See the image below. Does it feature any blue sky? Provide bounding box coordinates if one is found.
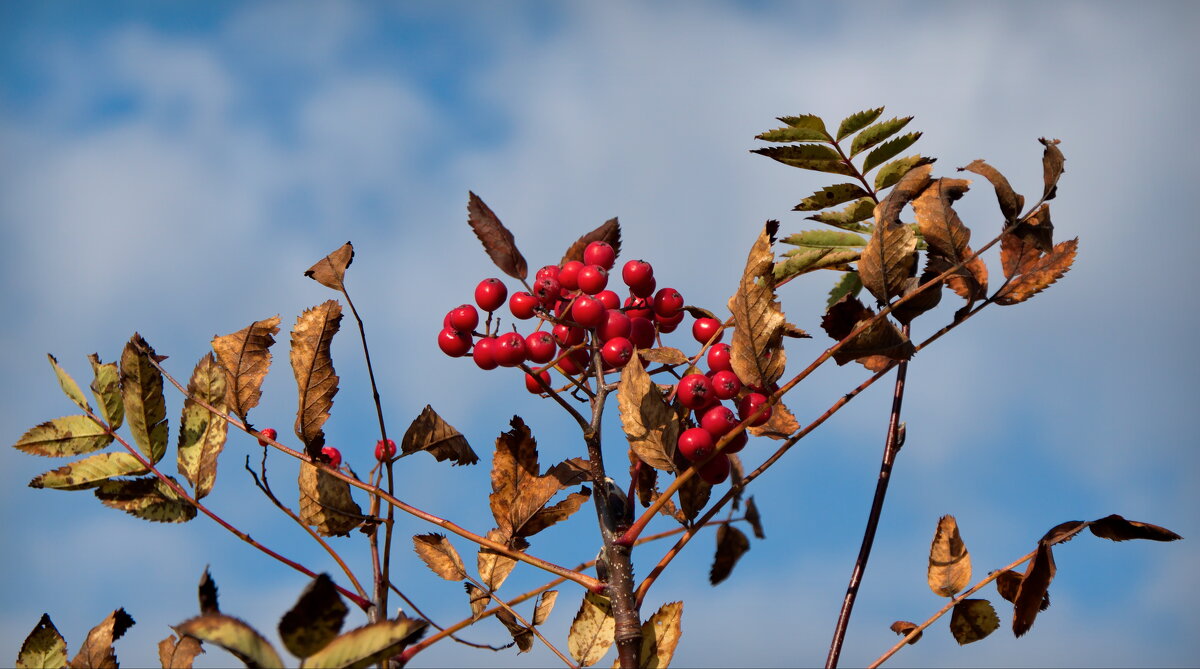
[2,2,1198,667]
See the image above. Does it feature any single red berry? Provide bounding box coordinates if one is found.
[707,343,732,372]
[558,260,584,291]
[629,317,655,349]
[598,309,631,341]
[629,274,656,299]
[655,309,684,333]
[710,369,742,400]
[257,427,277,447]
[677,427,715,462]
[583,241,616,270]
[601,337,634,368]
[557,349,591,375]
[738,392,772,426]
[595,289,621,310]
[493,331,528,367]
[692,317,724,345]
[447,304,479,333]
[438,327,471,357]
[621,259,654,288]
[475,278,508,312]
[554,296,572,319]
[553,322,585,347]
[700,404,738,438]
[525,369,552,393]
[572,295,607,329]
[624,296,653,320]
[322,445,342,468]
[698,452,730,485]
[652,288,684,318]
[576,265,609,295]
[525,331,557,364]
[724,429,748,454]
[509,291,539,319]
[533,276,562,307]
[375,438,396,461]
[535,265,560,282]
[677,373,714,410]
[472,336,499,370]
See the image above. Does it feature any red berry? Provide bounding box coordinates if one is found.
[698,452,730,485]
[707,343,732,372]
[558,260,584,291]
[583,241,616,270]
[652,288,684,318]
[375,438,396,461]
[321,446,342,468]
[509,291,538,319]
[257,427,277,447]
[525,369,552,393]
[598,309,631,341]
[655,309,685,333]
[677,427,715,462]
[677,373,714,410]
[624,296,653,320]
[621,259,654,289]
[472,337,499,370]
[700,404,738,438]
[692,317,724,345]
[572,295,607,329]
[724,429,748,454]
[629,317,655,349]
[738,392,772,426]
[595,289,620,310]
[576,265,609,295]
[553,322,585,347]
[525,331,557,364]
[533,276,562,307]
[601,337,634,368]
[447,304,479,333]
[557,349,591,375]
[710,369,742,400]
[493,331,528,367]
[438,327,472,357]
[535,265,560,282]
[475,278,508,312]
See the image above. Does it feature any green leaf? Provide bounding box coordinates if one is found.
[851,116,913,157]
[827,271,863,308]
[863,132,922,174]
[173,614,284,669]
[16,613,67,669]
[757,115,831,143]
[782,229,868,249]
[29,451,148,490]
[177,353,229,500]
[792,183,870,212]
[47,354,91,413]
[774,248,861,281]
[303,617,427,669]
[121,335,168,464]
[836,107,884,141]
[875,155,936,191]
[89,354,123,430]
[806,198,876,232]
[94,476,197,523]
[13,415,113,457]
[751,144,856,176]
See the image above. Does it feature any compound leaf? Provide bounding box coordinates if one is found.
[278,574,348,659]
[400,405,478,466]
[14,415,112,457]
[290,301,342,458]
[304,242,354,292]
[211,316,281,423]
[468,191,527,281]
[121,334,168,464]
[177,353,228,500]
[489,417,577,540]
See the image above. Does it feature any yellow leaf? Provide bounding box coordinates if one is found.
[927,515,971,597]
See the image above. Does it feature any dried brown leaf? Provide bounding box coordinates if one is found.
[489,417,572,540]
[1039,137,1065,201]
[1088,514,1183,542]
[304,242,354,292]
[1000,228,1044,280]
[949,599,999,645]
[413,533,468,581]
[562,217,621,265]
[959,160,1024,222]
[401,405,478,466]
[477,529,526,593]
[93,476,198,523]
[468,191,527,280]
[211,316,280,423]
[710,524,750,585]
[873,162,934,229]
[728,221,788,389]
[913,178,972,260]
[618,355,679,472]
[69,609,134,669]
[994,238,1077,306]
[533,590,559,627]
[290,301,342,457]
[927,252,988,304]
[1013,203,1055,254]
[567,592,615,667]
[278,573,348,659]
[495,609,533,653]
[747,398,799,440]
[521,489,591,538]
[157,634,203,669]
[298,462,362,536]
[548,457,592,487]
[889,620,922,645]
[890,268,944,325]
[677,470,712,525]
[636,601,683,669]
[858,217,917,304]
[638,347,689,366]
[172,613,283,669]
[1013,541,1056,636]
[631,450,658,507]
[177,353,228,500]
[121,334,168,464]
[464,583,490,621]
[995,569,1050,611]
[928,515,971,597]
[744,496,765,539]
[1041,520,1088,545]
[821,295,914,367]
[198,567,219,615]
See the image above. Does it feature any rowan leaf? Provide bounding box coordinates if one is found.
[199,567,220,614]
[636,601,683,669]
[1039,137,1065,201]
[851,116,912,157]
[949,599,999,645]
[826,271,863,309]
[748,398,800,440]
[836,107,884,141]
[533,590,559,627]
[792,184,869,212]
[400,405,478,466]
[959,159,1024,222]
[1011,202,1055,254]
[495,609,534,653]
[1041,519,1089,545]
[121,334,168,464]
[1088,514,1183,542]
[618,354,679,472]
[781,229,868,249]
[47,354,91,413]
[728,221,787,389]
[874,162,933,228]
[304,242,354,292]
[278,573,348,659]
[173,614,283,669]
[1000,226,1044,280]
[757,114,831,143]
[468,191,528,280]
[489,417,575,540]
[1013,541,1056,636]
[88,354,123,430]
[290,300,342,458]
[413,534,468,581]
[177,353,228,500]
[820,296,914,367]
[858,217,917,304]
[94,476,197,523]
[745,496,765,539]
[927,252,989,304]
[995,570,1050,611]
[928,515,971,597]
[677,469,712,524]
[562,218,621,265]
[465,583,490,621]
[891,268,944,326]
[16,614,67,669]
[157,635,203,669]
[29,451,148,490]
[994,238,1077,306]
[750,144,856,176]
[638,347,689,366]
[889,620,922,645]
[863,132,922,174]
[913,178,972,261]
[521,488,591,538]
[13,415,112,457]
[302,617,427,669]
[69,608,134,669]
[774,248,861,281]
[710,524,750,585]
[211,315,280,423]
[567,592,615,667]
[298,462,362,536]
[875,155,936,192]
[806,198,875,232]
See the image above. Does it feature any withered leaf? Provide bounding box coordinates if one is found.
[677,469,712,525]
[1012,203,1055,254]
[873,163,933,229]
[993,238,1077,306]
[69,608,134,669]
[728,221,788,389]
[710,524,751,585]
[29,451,148,490]
[637,601,683,669]
[567,592,615,667]
[858,216,917,304]
[562,217,621,266]
[995,570,1049,611]
[728,453,745,509]
[495,609,533,653]
[304,242,354,292]
[121,334,168,464]
[1088,514,1183,542]
[278,573,348,659]
[199,567,220,614]
[1013,541,1056,637]
[792,183,869,212]
[177,353,228,500]
[631,450,658,507]
[465,582,490,621]
[290,301,342,457]
[521,488,591,538]
[821,295,914,367]
[17,613,68,669]
[927,253,989,304]
[1039,137,1065,201]
[298,462,362,536]
[533,590,559,627]
[638,347,689,366]
[94,476,197,523]
[13,415,112,458]
[618,354,679,472]
[960,159,1024,222]
[949,599,999,645]
[211,316,280,423]
[468,191,528,280]
[928,515,971,597]
[1041,520,1088,545]
[913,178,972,262]
[173,613,283,669]
[889,620,922,645]
[157,634,203,669]
[1000,228,1044,280]
[478,529,525,593]
[302,616,426,668]
[743,496,765,539]
[748,398,800,440]
[47,354,91,413]
[489,417,576,540]
[413,533,468,581]
[891,268,944,326]
[548,457,592,487]
[836,107,884,141]
[88,354,123,429]
[401,405,478,466]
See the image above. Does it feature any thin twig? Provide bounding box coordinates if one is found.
[385,582,509,651]
[466,574,576,668]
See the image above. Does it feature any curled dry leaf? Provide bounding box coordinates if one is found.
[637,601,683,669]
[959,159,1024,223]
[1012,202,1055,254]
[489,417,583,540]
[710,524,751,585]
[465,582,490,621]
[1039,137,1065,201]
[1013,541,1056,637]
[995,569,1050,611]
[533,590,559,627]
[618,354,679,473]
[121,334,168,464]
[1088,514,1183,542]
[993,238,1078,306]
[562,217,621,265]
[413,534,468,581]
[401,405,479,466]
[927,515,971,597]
[820,295,914,368]
[177,353,228,500]
[18,614,68,669]
[567,592,615,667]
[638,347,689,366]
[912,178,972,263]
[890,268,944,325]
[1040,519,1089,545]
[744,496,765,539]
[889,620,922,645]
[927,253,988,304]
[728,221,788,389]
[1000,221,1046,280]
[677,468,712,525]
[949,599,1000,645]
[748,397,800,440]
[495,610,533,653]
[199,567,220,614]
[70,608,135,669]
[858,216,917,305]
[157,635,203,669]
[298,462,362,537]
[211,315,280,423]
[278,574,348,659]
[873,162,933,229]
[304,242,354,292]
[290,301,342,457]
[468,191,528,280]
